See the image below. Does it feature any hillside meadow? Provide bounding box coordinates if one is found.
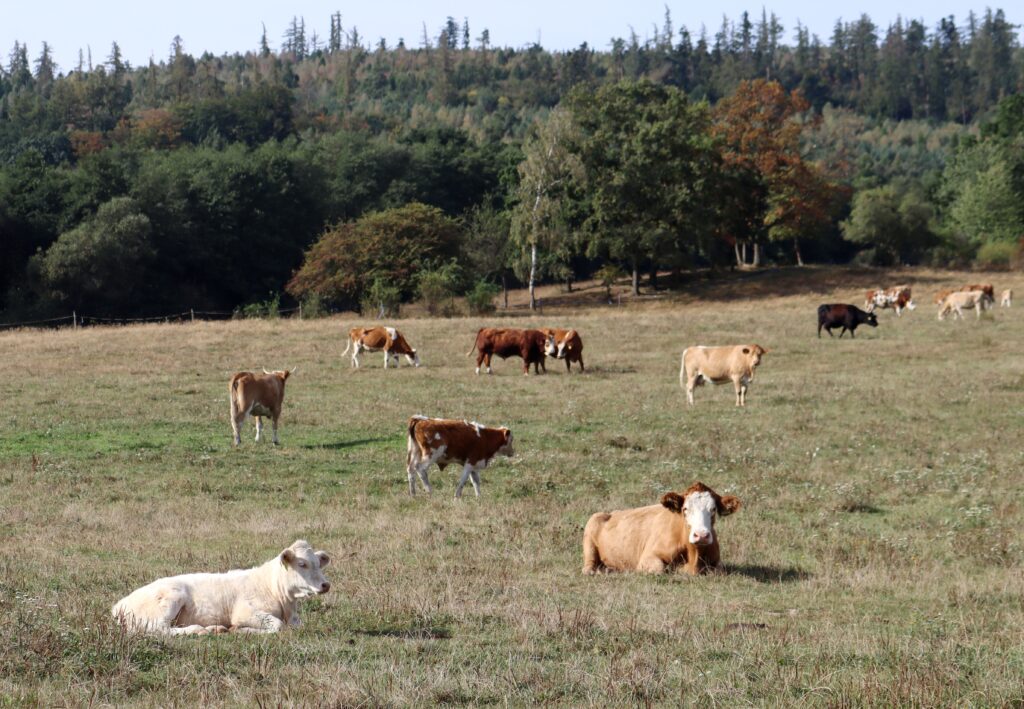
[1,267,1022,706]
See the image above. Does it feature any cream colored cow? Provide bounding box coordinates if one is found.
[680,344,768,407]
[111,540,330,635]
[938,290,990,320]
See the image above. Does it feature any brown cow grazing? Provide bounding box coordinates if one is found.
[680,344,768,407]
[466,328,547,375]
[541,328,585,372]
[341,326,420,369]
[406,416,515,497]
[1000,289,1012,307]
[938,290,990,320]
[229,369,293,446]
[582,482,741,575]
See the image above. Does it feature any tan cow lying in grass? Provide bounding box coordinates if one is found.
[938,290,991,320]
[582,482,741,575]
[406,416,514,497]
[680,344,768,407]
[341,326,420,368]
[111,540,331,635]
[229,369,293,446]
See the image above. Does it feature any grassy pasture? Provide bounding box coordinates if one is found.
[1,267,1022,706]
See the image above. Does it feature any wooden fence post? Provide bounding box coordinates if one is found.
[191,308,195,323]
[72,311,77,329]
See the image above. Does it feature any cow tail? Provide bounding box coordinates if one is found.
[465,330,481,357]
[406,417,420,468]
[341,337,352,357]
[229,375,241,419]
[679,349,689,389]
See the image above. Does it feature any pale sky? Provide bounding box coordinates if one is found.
[4,1,1016,75]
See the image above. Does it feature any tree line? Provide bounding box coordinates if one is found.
[0,9,1022,318]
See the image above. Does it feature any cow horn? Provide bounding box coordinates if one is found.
[263,368,271,374]
[290,366,298,374]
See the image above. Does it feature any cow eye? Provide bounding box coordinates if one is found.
[297,560,307,568]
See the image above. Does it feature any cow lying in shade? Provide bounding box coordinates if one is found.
[406,416,514,497]
[341,326,420,368]
[582,482,741,575]
[111,540,331,635]
[541,328,585,372]
[680,344,768,407]
[229,369,293,446]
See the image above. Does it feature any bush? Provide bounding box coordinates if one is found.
[361,278,402,319]
[300,292,328,319]
[237,292,280,319]
[595,264,625,298]
[466,281,500,315]
[974,241,1017,269]
[417,260,463,317]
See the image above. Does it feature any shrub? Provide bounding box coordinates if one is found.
[595,264,625,299]
[417,260,463,317]
[466,281,501,315]
[361,278,402,319]
[974,241,1017,269]
[299,293,328,319]
[237,292,281,319]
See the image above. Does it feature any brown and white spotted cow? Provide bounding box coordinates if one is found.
[229,369,293,446]
[865,285,915,316]
[582,482,742,575]
[341,326,421,369]
[406,416,514,497]
[541,328,585,372]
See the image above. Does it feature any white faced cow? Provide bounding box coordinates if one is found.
[342,326,420,369]
[111,540,331,635]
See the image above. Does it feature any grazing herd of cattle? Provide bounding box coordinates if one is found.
[111,280,1013,634]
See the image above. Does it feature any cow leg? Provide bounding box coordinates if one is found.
[254,416,263,442]
[416,465,433,494]
[469,467,483,497]
[838,326,846,338]
[637,555,666,574]
[383,349,389,369]
[733,378,743,407]
[271,415,280,446]
[454,463,475,498]
[686,377,696,406]
[352,343,362,368]
[231,406,243,447]
[485,354,493,374]
[475,352,485,375]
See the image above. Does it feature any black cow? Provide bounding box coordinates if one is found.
[817,304,878,338]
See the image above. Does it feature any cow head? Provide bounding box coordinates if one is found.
[280,540,331,598]
[408,350,421,367]
[497,428,514,457]
[661,482,741,547]
[864,312,878,327]
[742,345,768,370]
[262,368,294,381]
[544,334,559,358]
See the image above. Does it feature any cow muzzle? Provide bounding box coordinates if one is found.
[689,530,713,546]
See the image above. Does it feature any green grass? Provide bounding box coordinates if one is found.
[1,267,1023,706]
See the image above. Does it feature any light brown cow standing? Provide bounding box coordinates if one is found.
[229,369,292,446]
[341,326,421,369]
[582,482,741,575]
[406,416,514,497]
[541,328,585,372]
[1000,289,1012,307]
[680,345,768,407]
[938,290,990,320]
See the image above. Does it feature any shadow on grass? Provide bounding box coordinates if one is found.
[355,626,452,640]
[301,436,394,450]
[728,564,810,584]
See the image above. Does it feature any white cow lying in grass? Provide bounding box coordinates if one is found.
[111,540,331,635]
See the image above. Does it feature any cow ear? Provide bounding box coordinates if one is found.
[660,492,685,513]
[316,551,330,567]
[717,495,742,516]
[281,549,295,566]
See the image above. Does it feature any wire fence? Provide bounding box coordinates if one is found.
[0,306,303,332]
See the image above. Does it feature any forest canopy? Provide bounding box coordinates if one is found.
[1,8,1022,318]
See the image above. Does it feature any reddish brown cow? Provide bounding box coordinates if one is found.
[341,326,420,369]
[541,328,585,372]
[582,482,741,575]
[406,416,515,497]
[229,369,293,446]
[961,283,995,300]
[466,328,547,375]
